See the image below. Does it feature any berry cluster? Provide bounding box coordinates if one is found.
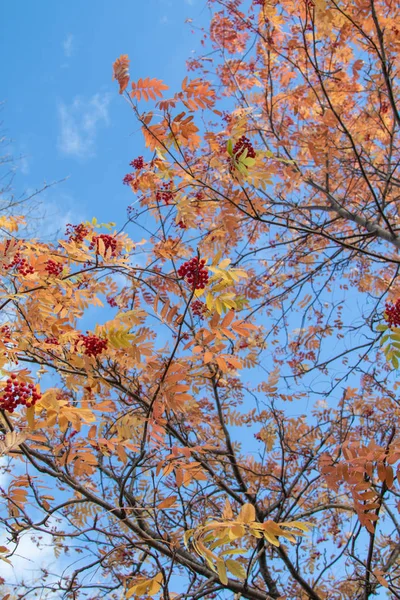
[44,337,59,345]
[76,333,108,357]
[3,239,13,255]
[45,259,63,277]
[178,257,209,290]
[89,234,118,257]
[1,325,11,341]
[3,252,34,276]
[156,182,175,205]
[385,300,400,328]
[232,135,256,159]
[66,223,89,244]
[0,374,41,413]
[130,156,144,170]
[191,299,207,318]
[106,296,118,307]
[123,173,135,186]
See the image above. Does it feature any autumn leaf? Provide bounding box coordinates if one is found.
[112,54,130,94]
[130,77,169,102]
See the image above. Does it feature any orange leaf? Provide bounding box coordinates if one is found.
[158,496,177,509]
[112,54,130,94]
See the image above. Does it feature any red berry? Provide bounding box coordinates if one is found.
[156,182,175,205]
[89,234,118,257]
[0,376,41,413]
[191,300,207,319]
[178,257,209,290]
[44,337,59,345]
[106,296,118,308]
[385,300,400,328]
[65,223,89,244]
[75,333,108,357]
[230,135,256,161]
[123,173,135,185]
[45,259,63,277]
[129,156,144,170]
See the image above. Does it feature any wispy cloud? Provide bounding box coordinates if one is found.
[63,33,74,58]
[57,93,110,159]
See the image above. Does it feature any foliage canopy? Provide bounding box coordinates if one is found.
[2,0,400,598]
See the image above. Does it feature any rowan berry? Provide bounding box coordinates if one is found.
[385,300,400,328]
[45,259,63,277]
[178,257,209,290]
[1,325,11,341]
[3,252,35,276]
[156,182,175,205]
[191,299,207,318]
[65,223,89,244]
[3,239,12,255]
[0,377,41,413]
[232,135,256,159]
[123,173,135,185]
[75,333,108,357]
[106,296,118,308]
[89,234,118,257]
[44,337,59,345]
[130,156,144,170]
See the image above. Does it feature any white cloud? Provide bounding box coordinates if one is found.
[19,154,30,175]
[0,516,68,598]
[58,93,110,159]
[63,33,74,58]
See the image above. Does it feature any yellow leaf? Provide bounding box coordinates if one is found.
[238,503,256,524]
[229,524,245,539]
[217,559,228,585]
[26,405,35,430]
[223,498,233,519]
[184,529,194,547]
[0,431,27,456]
[226,558,246,580]
[148,572,163,595]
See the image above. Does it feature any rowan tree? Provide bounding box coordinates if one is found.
[2,0,400,598]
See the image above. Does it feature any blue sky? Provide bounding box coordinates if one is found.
[1,0,208,233]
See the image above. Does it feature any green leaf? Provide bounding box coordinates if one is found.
[236,162,247,174]
[392,355,399,370]
[376,324,388,332]
[227,139,233,156]
[237,148,248,160]
[242,157,256,167]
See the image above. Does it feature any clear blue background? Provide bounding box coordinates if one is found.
[1,0,208,232]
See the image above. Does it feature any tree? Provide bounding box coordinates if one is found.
[1,0,400,597]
